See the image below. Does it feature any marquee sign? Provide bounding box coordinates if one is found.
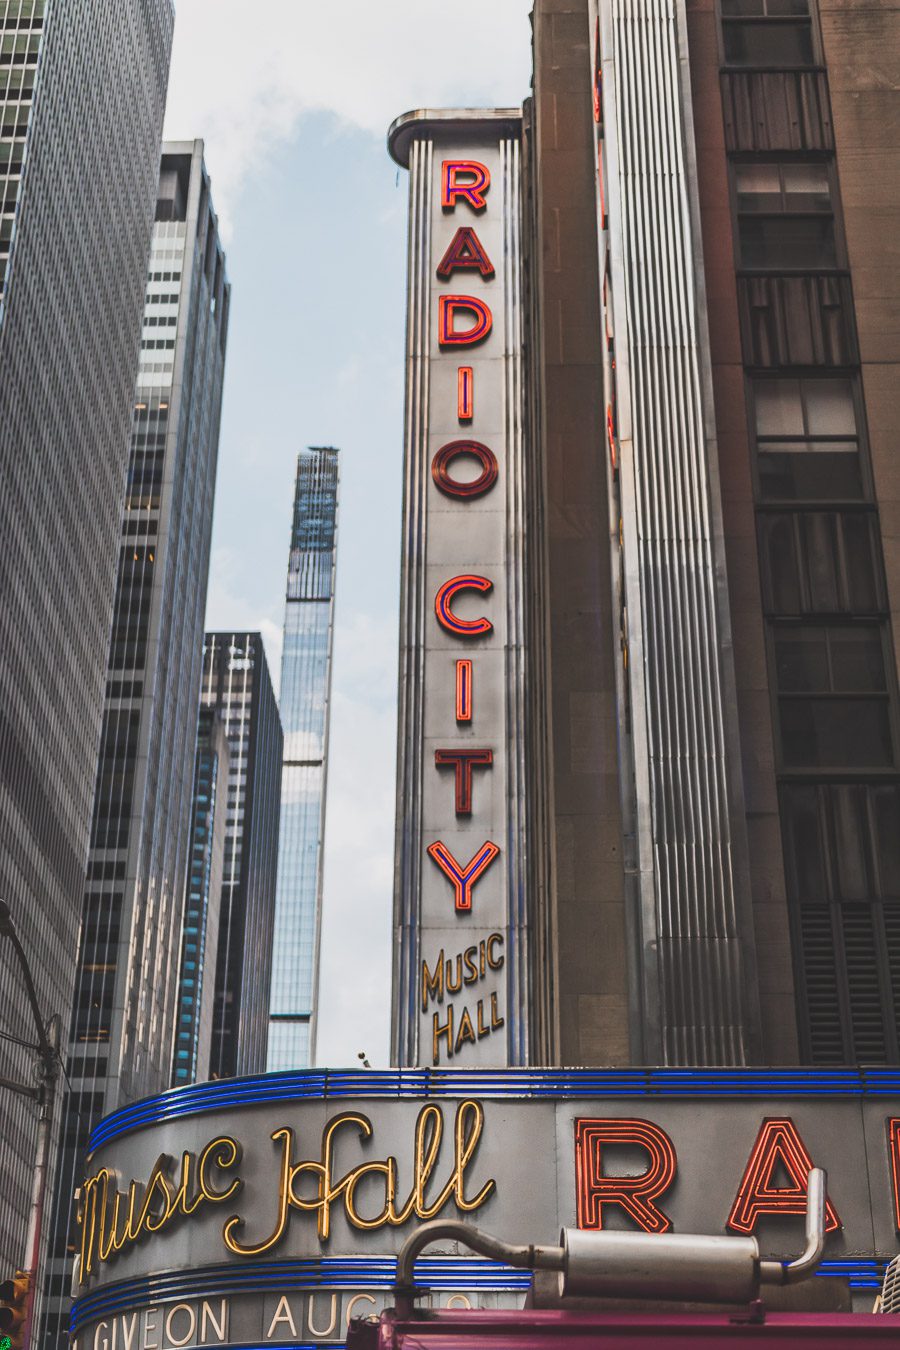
[388,110,528,1068]
[73,1069,900,1349]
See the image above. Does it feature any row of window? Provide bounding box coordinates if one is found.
[721,0,816,67]
[0,32,40,60]
[720,0,900,1061]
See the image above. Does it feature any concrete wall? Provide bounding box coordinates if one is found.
[532,0,630,1064]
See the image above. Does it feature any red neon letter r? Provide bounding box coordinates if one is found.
[575,1118,676,1234]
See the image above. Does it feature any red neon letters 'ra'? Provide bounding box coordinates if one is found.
[575,1118,677,1234]
[727,1118,842,1235]
[442,160,491,211]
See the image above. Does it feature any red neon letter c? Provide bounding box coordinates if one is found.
[435,575,493,638]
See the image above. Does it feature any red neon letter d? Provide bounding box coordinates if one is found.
[439,296,492,348]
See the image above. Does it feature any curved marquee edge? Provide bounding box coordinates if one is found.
[86,1067,900,1155]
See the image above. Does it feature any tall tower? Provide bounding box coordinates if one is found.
[0,0,173,1274]
[387,116,536,1068]
[201,632,282,1080]
[172,708,231,1087]
[43,143,228,1345]
[267,448,340,1071]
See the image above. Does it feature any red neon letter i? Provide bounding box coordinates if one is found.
[458,367,473,421]
[456,659,472,722]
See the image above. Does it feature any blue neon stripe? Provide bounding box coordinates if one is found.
[88,1067,900,1152]
[70,1256,890,1335]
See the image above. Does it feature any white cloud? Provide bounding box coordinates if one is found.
[164,0,533,230]
[205,545,283,691]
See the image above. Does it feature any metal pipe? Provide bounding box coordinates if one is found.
[392,1169,828,1319]
[0,1075,39,1100]
[0,902,52,1060]
[394,1221,563,1316]
[0,901,61,1347]
[759,1168,827,1286]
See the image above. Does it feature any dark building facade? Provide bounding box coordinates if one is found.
[172,708,230,1087]
[268,448,339,1071]
[42,143,228,1344]
[0,0,173,1275]
[202,633,282,1080]
[534,0,900,1066]
[684,0,900,1064]
[388,0,900,1071]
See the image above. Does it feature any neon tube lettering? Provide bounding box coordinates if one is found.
[434,747,493,815]
[436,227,495,279]
[458,366,474,421]
[727,1118,841,1235]
[438,295,492,348]
[456,659,473,722]
[427,840,500,912]
[432,441,498,501]
[441,160,490,211]
[434,574,493,638]
[575,1118,677,1234]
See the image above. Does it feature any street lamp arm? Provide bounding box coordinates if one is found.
[0,1074,40,1100]
[0,900,52,1061]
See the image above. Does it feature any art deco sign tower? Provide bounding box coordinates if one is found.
[388,110,530,1068]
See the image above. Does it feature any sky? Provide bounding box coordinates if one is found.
[163,2,534,1067]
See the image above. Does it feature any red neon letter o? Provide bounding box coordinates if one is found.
[432,441,499,500]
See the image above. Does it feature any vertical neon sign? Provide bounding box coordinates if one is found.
[390,112,526,1068]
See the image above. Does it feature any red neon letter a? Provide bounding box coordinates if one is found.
[727,1118,842,1234]
[436,227,495,280]
[575,1118,676,1234]
[889,1119,900,1233]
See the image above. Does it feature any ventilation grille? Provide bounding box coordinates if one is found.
[878,1255,900,1313]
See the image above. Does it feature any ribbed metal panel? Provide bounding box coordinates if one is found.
[602,0,760,1063]
[391,136,432,1067]
[501,135,530,1066]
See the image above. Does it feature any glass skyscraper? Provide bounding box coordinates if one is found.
[268,448,340,1070]
[42,143,228,1346]
[0,0,172,1279]
[201,633,283,1079]
[172,708,231,1087]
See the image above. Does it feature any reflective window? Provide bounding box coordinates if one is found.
[722,0,815,66]
[752,377,863,501]
[758,511,884,615]
[774,624,895,769]
[735,163,836,267]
